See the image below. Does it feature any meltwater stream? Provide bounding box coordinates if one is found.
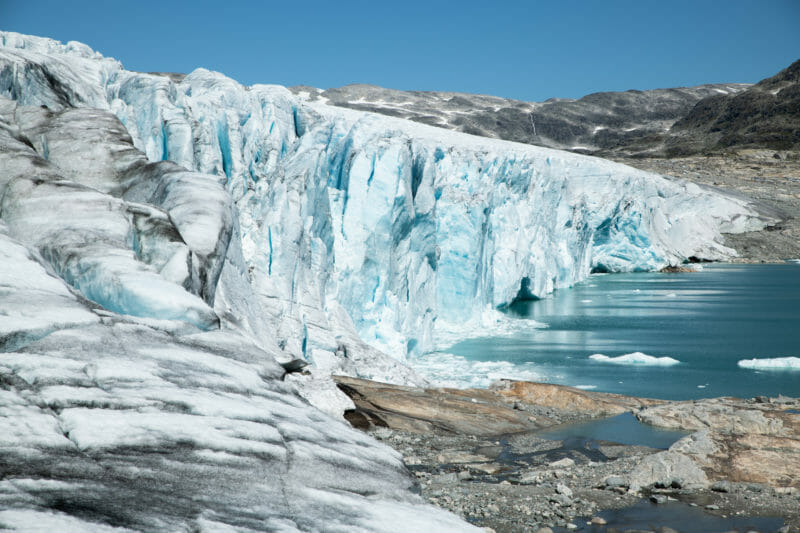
[417,263,800,399]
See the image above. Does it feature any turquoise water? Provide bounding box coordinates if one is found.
[445,263,800,399]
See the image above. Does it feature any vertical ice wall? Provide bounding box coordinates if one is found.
[0,32,772,370]
[105,70,768,363]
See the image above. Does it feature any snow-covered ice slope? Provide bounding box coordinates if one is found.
[0,31,773,366]
[0,40,478,531]
[0,223,474,532]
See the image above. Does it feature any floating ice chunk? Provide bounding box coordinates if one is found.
[737,357,800,370]
[589,352,680,366]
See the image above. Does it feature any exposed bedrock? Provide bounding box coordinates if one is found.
[337,376,800,492]
[334,376,662,435]
[637,397,800,487]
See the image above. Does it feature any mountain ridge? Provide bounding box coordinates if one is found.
[289,82,750,157]
[290,59,799,158]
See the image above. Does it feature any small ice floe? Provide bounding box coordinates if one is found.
[737,357,800,370]
[589,352,680,366]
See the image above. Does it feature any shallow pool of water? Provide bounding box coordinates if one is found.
[535,412,689,449]
[562,499,784,533]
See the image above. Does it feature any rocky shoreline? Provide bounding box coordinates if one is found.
[336,377,800,532]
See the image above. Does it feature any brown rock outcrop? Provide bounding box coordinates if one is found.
[334,376,543,436]
[489,379,663,416]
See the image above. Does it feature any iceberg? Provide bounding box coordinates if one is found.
[589,352,681,366]
[738,357,800,370]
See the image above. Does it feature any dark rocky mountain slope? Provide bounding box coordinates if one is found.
[293,59,800,158]
[290,83,749,157]
[667,59,800,155]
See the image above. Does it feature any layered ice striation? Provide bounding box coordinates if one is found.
[0,222,474,532]
[0,34,479,532]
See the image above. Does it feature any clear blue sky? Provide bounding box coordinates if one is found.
[2,0,799,101]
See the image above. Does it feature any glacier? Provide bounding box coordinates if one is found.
[0,30,778,531]
[0,31,773,371]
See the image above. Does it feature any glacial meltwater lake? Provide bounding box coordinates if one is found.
[420,263,800,399]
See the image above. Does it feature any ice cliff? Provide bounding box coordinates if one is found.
[0,31,775,530]
[0,32,773,371]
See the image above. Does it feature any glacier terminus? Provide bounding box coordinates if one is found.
[0,31,778,531]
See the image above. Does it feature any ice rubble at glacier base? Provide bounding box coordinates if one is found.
[0,31,776,531]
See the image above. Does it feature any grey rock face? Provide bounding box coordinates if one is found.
[669,59,800,154]
[294,59,800,158]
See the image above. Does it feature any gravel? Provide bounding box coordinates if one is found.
[367,428,800,532]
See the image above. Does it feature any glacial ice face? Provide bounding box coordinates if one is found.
[0,31,777,531]
[0,43,477,531]
[113,77,772,360]
[0,30,773,365]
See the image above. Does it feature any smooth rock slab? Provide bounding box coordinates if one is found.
[335,375,542,436]
[640,397,800,487]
